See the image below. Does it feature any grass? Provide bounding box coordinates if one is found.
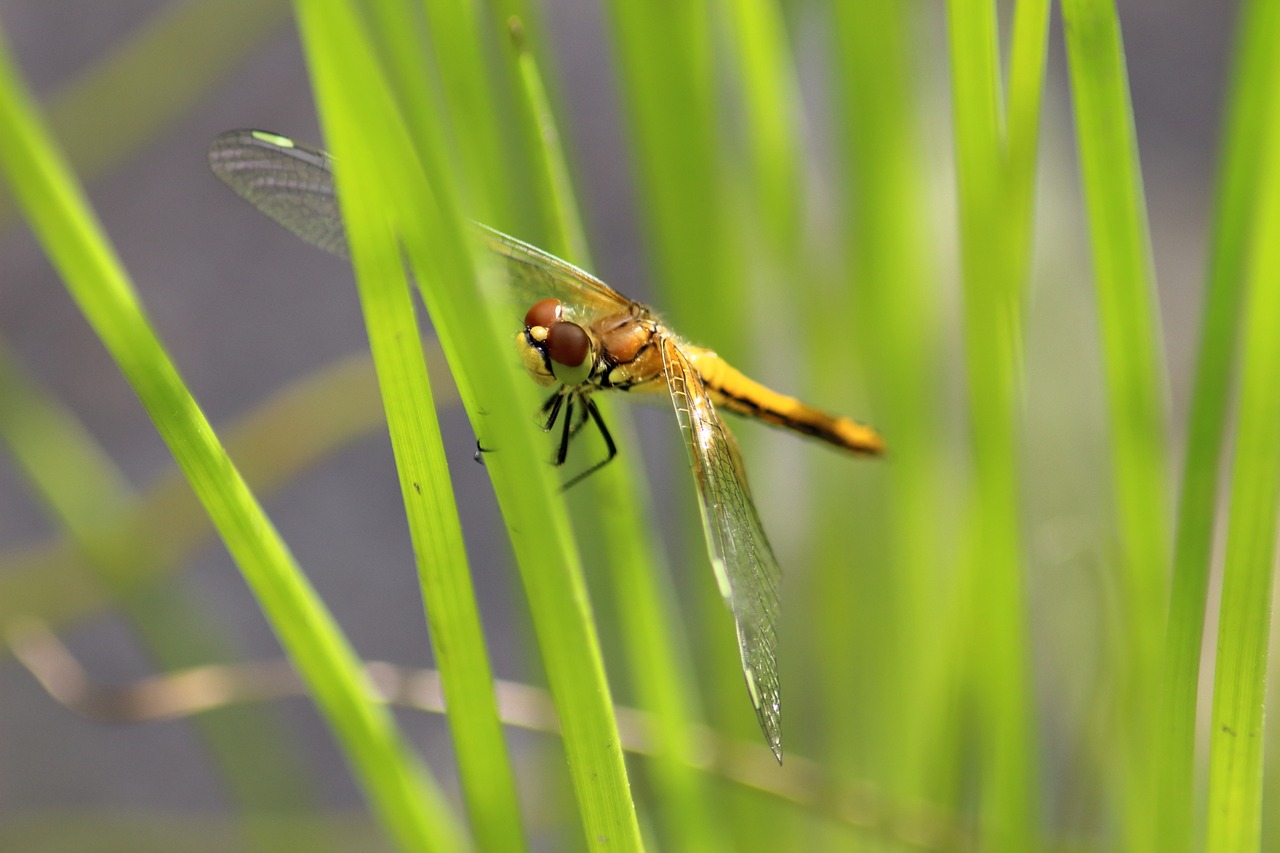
[1,1,1278,851]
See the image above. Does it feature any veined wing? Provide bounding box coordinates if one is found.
[208,130,349,258]
[209,130,631,322]
[660,336,783,762]
[475,224,633,324]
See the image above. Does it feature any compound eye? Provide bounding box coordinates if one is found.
[546,321,590,368]
[524,298,562,329]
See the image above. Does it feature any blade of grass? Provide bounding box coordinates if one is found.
[0,344,320,847]
[331,132,528,850]
[293,3,643,846]
[946,1,1039,847]
[1004,0,1052,302]
[719,0,803,259]
[0,20,463,853]
[506,20,727,849]
[0,0,290,226]
[8,623,979,848]
[600,16,762,845]
[505,17,588,264]
[0,351,394,632]
[1203,22,1280,849]
[325,8,529,846]
[1160,1,1280,849]
[832,0,951,808]
[601,1,735,344]
[415,0,512,226]
[1061,2,1170,849]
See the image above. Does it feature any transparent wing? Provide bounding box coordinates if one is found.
[208,130,350,258]
[660,336,782,761]
[209,130,634,322]
[474,223,633,323]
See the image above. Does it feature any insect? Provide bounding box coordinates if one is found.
[208,129,884,762]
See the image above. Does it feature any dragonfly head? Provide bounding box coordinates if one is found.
[516,298,595,388]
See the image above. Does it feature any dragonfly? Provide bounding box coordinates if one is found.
[208,129,884,762]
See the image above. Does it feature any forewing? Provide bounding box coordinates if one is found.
[660,336,782,761]
[475,223,633,324]
[209,132,634,320]
[208,130,349,258]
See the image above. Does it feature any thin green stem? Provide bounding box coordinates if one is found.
[1203,12,1280,848]
[1160,2,1279,850]
[1061,3,1170,850]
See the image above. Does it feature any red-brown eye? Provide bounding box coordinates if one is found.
[524,298,562,328]
[546,321,589,367]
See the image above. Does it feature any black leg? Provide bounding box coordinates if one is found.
[560,398,618,491]
[555,396,575,466]
[568,395,593,438]
[541,389,566,431]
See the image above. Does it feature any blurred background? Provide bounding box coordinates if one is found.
[0,0,1244,850]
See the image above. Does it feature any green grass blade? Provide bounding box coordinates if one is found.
[600,13,762,843]
[719,0,803,257]
[1004,0,1052,299]
[831,1,950,808]
[945,1,1039,846]
[319,8,530,846]
[1203,23,1280,849]
[0,341,135,533]
[0,22,463,853]
[0,352,394,632]
[1160,1,1280,850]
[333,139,527,850]
[1061,3,1170,848]
[505,18,589,264]
[0,344,320,838]
[602,1,734,344]
[293,4,643,847]
[506,20,727,849]
[416,0,513,225]
[0,0,289,225]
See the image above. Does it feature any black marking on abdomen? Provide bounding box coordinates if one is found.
[710,383,833,440]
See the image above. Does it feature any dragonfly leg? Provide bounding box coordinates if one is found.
[555,396,575,466]
[560,398,618,491]
[567,393,594,438]
[540,388,567,431]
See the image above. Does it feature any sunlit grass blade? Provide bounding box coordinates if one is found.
[292,8,529,845]
[293,3,643,847]
[0,0,289,226]
[946,1,1040,846]
[505,19,727,849]
[601,1,734,344]
[0,344,318,835]
[505,17,588,263]
[0,352,393,631]
[321,126,528,849]
[0,20,463,853]
[600,8,762,830]
[831,3,953,816]
[1203,20,1280,848]
[1061,2,1170,848]
[719,0,803,257]
[1160,2,1279,850]
[0,340,135,532]
[1004,0,1052,299]
[415,0,513,225]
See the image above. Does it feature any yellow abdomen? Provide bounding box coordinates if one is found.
[687,347,885,455]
